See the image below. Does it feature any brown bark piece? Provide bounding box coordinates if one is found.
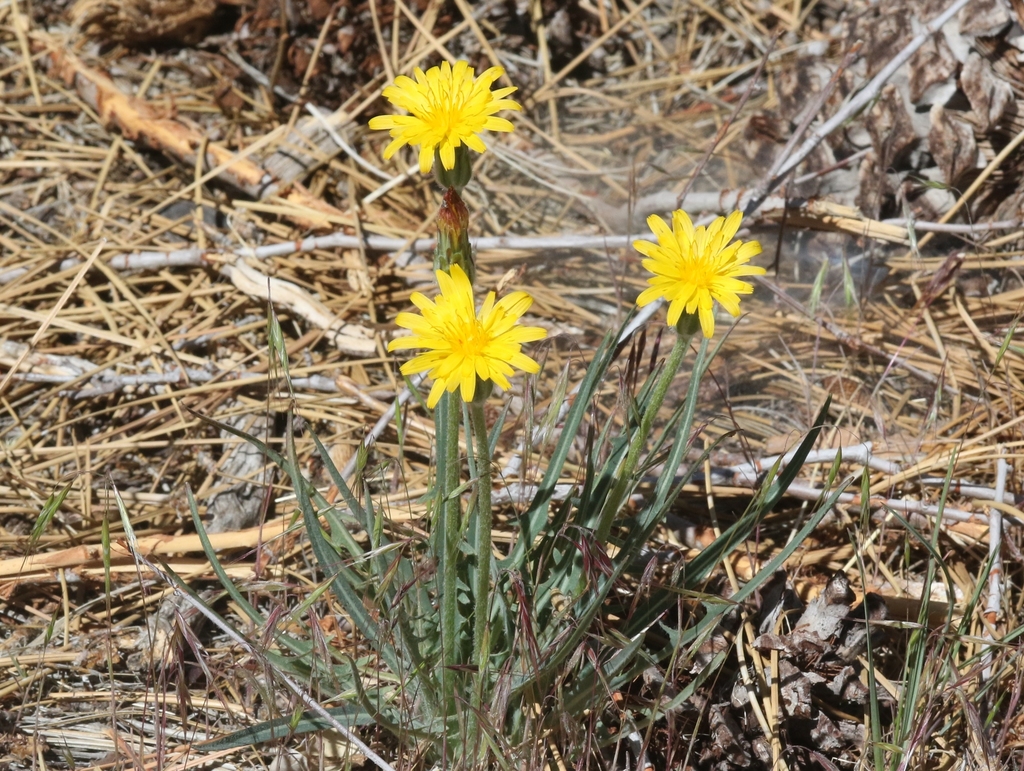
[959,0,1012,37]
[71,0,217,46]
[961,51,1015,132]
[856,150,893,219]
[929,104,979,186]
[706,705,753,768]
[778,659,818,719]
[811,712,846,755]
[795,571,856,640]
[868,85,917,170]
[846,7,913,80]
[47,46,277,200]
[908,32,959,104]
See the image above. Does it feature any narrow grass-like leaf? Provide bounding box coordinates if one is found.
[284,414,400,675]
[488,397,513,457]
[101,509,112,617]
[311,432,369,527]
[197,706,377,751]
[267,305,292,396]
[189,407,289,474]
[749,395,834,513]
[502,326,623,570]
[808,257,829,315]
[993,315,1020,370]
[884,507,958,629]
[191,409,363,558]
[649,336,718,508]
[636,462,849,652]
[560,628,650,714]
[889,448,959,769]
[855,547,885,771]
[841,252,856,307]
[30,481,73,552]
[186,484,263,625]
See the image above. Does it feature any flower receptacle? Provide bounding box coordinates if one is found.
[434,145,472,191]
[675,311,701,338]
[471,378,493,404]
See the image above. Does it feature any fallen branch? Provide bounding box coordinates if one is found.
[45,44,276,199]
[0,514,295,582]
[221,261,376,357]
[2,339,349,398]
[40,39,353,230]
[494,441,1017,541]
[726,442,901,485]
[10,198,1015,287]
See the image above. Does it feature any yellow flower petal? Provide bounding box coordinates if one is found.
[634,210,764,336]
[427,379,446,409]
[389,264,547,406]
[368,60,522,173]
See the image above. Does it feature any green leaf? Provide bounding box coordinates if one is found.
[30,481,73,552]
[266,305,292,394]
[284,414,401,676]
[809,257,829,316]
[196,705,377,751]
[753,395,834,513]
[501,323,625,571]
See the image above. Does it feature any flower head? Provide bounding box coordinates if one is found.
[388,264,546,408]
[368,60,521,175]
[634,210,765,337]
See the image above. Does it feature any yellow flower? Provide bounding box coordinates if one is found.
[388,264,546,408]
[368,60,521,174]
[634,210,765,337]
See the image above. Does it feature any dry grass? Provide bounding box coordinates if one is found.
[2,0,1024,768]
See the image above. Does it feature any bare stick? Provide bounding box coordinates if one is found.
[19,201,1022,288]
[338,374,426,481]
[881,219,1022,235]
[761,42,862,187]
[727,442,900,485]
[306,103,393,181]
[913,124,1024,253]
[2,338,349,398]
[0,241,103,398]
[982,453,1007,680]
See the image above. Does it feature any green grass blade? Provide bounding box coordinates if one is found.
[185,484,264,625]
[30,481,73,552]
[311,432,370,527]
[197,705,378,751]
[501,325,623,570]
[284,414,400,674]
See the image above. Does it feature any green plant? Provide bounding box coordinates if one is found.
[187,316,838,769]
[140,60,848,770]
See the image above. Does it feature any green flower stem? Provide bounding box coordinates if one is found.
[468,398,493,758]
[595,327,694,543]
[437,390,462,709]
[469,399,493,674]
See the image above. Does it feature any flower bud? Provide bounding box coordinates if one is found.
[435,187,475,284]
